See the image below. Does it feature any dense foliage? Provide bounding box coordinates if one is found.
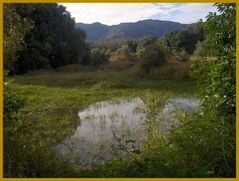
[190,3,236,177]
[3,4,33,74]
[3,83,25,177]
[191,3,236,114]
[4,4,89,74]
[90,48,109,67]
[158,22,204,54]
[140,44,167,74]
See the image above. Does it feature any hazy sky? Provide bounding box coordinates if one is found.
[61,3,217,25]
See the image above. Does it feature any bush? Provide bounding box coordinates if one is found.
[4,82,25,177]
[3,82,24,124]
[188,3,236,176]
[172,50,189,62]
[193,41,206,56]
[116,45,130,55]
[164,109,235,177]
[149,61,190,80]
[140,44,167,74]
[90,48,109,68]
[191,3,236,115]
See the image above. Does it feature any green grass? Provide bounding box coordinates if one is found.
[4,65,201,177]
[4,65,235,178]
[9,67,197,144]
[10,68,197,142]
[12,67,197,92]
[8,64,235,177]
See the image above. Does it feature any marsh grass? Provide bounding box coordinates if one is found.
[86,92,235,178]
[4,64,234,177]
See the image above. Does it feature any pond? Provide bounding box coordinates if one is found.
[56,96,200,166]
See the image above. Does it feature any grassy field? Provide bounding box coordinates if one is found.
[6,60,235,178]
[9,65,198,142]
[4,63,201,177]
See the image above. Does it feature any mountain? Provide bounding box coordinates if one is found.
[76,22,111,41]
[75,19,188,41]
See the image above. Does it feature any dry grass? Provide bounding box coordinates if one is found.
[105,52,137,71]
[109,52,136,62]
[149,59,191,80]
[129,56,192,80]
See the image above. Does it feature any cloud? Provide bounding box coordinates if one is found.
[60,3,217,25]
[155,3,218,23]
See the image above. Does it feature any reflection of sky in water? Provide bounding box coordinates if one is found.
[56,97,199,166]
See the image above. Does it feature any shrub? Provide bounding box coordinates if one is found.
[149,61,190,80]
[191,3,236,115]
[3,82,25,177]
[193,41,206,56]
[90,48,109,68]
[172,49,190,62]
[140,44,167,74]
[116,45,130,55]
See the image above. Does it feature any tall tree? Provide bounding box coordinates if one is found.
[3,4,33,74]
[159,22,204,54]
[198,3,236,114]
[4,3,89,74]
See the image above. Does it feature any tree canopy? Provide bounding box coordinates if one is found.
[4,3,89,74]
[158,22,204,54]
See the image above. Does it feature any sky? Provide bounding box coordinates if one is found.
[61,3,218,25]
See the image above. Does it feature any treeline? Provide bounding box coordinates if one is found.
[4,3,90,74]
[92,21,203,56]
[91,22,203,73]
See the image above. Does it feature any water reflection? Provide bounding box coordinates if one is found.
[56,97,199,165]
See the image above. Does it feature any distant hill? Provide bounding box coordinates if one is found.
[75,19,188,41]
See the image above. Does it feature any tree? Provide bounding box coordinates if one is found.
[127,40,137,52]
[4,4,89,74]
[90,48,109,67]
[193,3,236,114]
[158,22,204,54]
[140,44,167,74]
[3,4,33,74]
[189,4,236,177]
[136,35,157,58]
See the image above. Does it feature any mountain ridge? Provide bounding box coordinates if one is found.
[75,19,189,41]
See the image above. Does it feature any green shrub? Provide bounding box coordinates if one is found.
[4,82,25,177]
[140,44,167,74]
[116,45,130,55]
[172,49,190,62]
[3,82,24,124]
[191,3,236,115]
[90,48,109,68]
[193,41,206,56]
[164,110,235,177]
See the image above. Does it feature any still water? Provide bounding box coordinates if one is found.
[56,97,199,165]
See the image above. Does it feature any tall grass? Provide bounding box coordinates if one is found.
[5,62,233,178]
[87,92,235,178]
